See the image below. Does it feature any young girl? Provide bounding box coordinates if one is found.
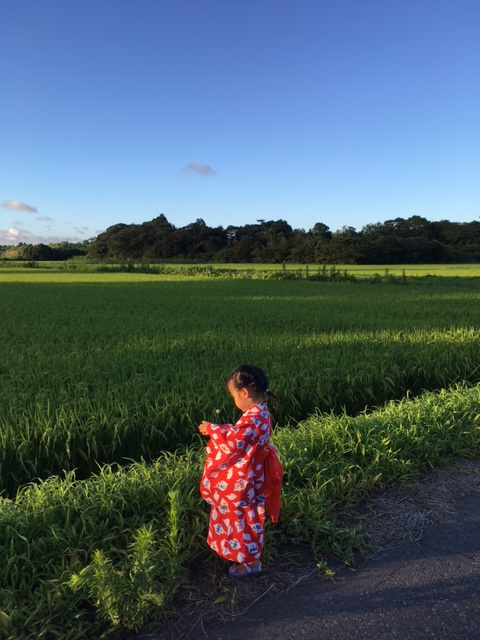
[198,364,282,578]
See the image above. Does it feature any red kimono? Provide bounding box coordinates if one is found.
[200,403,272,564]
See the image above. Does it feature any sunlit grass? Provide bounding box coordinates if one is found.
[202,263,480,277]
[0,269,203,283]
[0,275,479,495]
[0,268,479,637]
[0,382,478,637]
[2,262,480,279]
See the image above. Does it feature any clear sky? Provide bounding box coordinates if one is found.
[1,0,479,245]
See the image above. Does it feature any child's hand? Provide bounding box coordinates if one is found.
[198,421,210,436]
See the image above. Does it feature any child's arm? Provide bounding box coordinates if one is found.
[198,420,233,437]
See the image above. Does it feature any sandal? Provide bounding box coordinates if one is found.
[228,561,262,578]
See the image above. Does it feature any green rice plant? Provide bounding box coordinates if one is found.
[0,272,479,495]
[276,382,480,562]
[3,262,480,278]
[0,384,478,636]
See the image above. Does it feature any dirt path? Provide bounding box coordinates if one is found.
[142,457,480,640]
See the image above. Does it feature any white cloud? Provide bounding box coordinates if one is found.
[1,200,38,214]
[0,228,30,244]
[0,227,83,245]
[0,228,22,242]
[183,163,216,177]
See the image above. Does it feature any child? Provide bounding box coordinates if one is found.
[198,364,283,578]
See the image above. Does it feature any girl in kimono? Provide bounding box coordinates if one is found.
[198,364,282,578]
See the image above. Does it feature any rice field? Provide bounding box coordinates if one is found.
[1,384,479,638]
[3,261,480,278]
[0,266,480,637]
[203,263,480,277]
[0,268,479,496]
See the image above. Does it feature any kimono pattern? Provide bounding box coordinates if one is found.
[200,402,272,563]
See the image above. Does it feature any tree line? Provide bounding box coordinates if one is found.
[88,214,480,264]
[0,240,91,261]
[2,215,480,264]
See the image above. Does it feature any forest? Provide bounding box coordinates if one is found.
[2,214,480,264]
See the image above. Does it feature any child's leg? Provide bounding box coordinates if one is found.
[228,503,265,576]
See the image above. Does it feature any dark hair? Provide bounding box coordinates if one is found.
[227,364,278,402]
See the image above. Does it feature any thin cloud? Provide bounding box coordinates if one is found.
[37,216,53,222]
[0,228,24,243]
[0,227,83,245]
[73,226,89,235]
[2,200,38,214]
[184,163,216,177]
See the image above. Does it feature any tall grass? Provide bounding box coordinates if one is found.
[0,274,479,494]
[2,261,480,278]
[0,383,478,638]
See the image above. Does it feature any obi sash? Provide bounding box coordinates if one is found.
[254,444,284,523]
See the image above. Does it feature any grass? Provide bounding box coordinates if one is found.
[0,382,478,638]
[0,267,479,636]
[0,272,479,495]
[2,261,480,278]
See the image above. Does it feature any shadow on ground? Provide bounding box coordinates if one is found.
[142,458,480,640]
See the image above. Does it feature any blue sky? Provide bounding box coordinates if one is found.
[0,0,479,245]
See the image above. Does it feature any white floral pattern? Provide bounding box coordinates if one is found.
[200,403,271,563]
